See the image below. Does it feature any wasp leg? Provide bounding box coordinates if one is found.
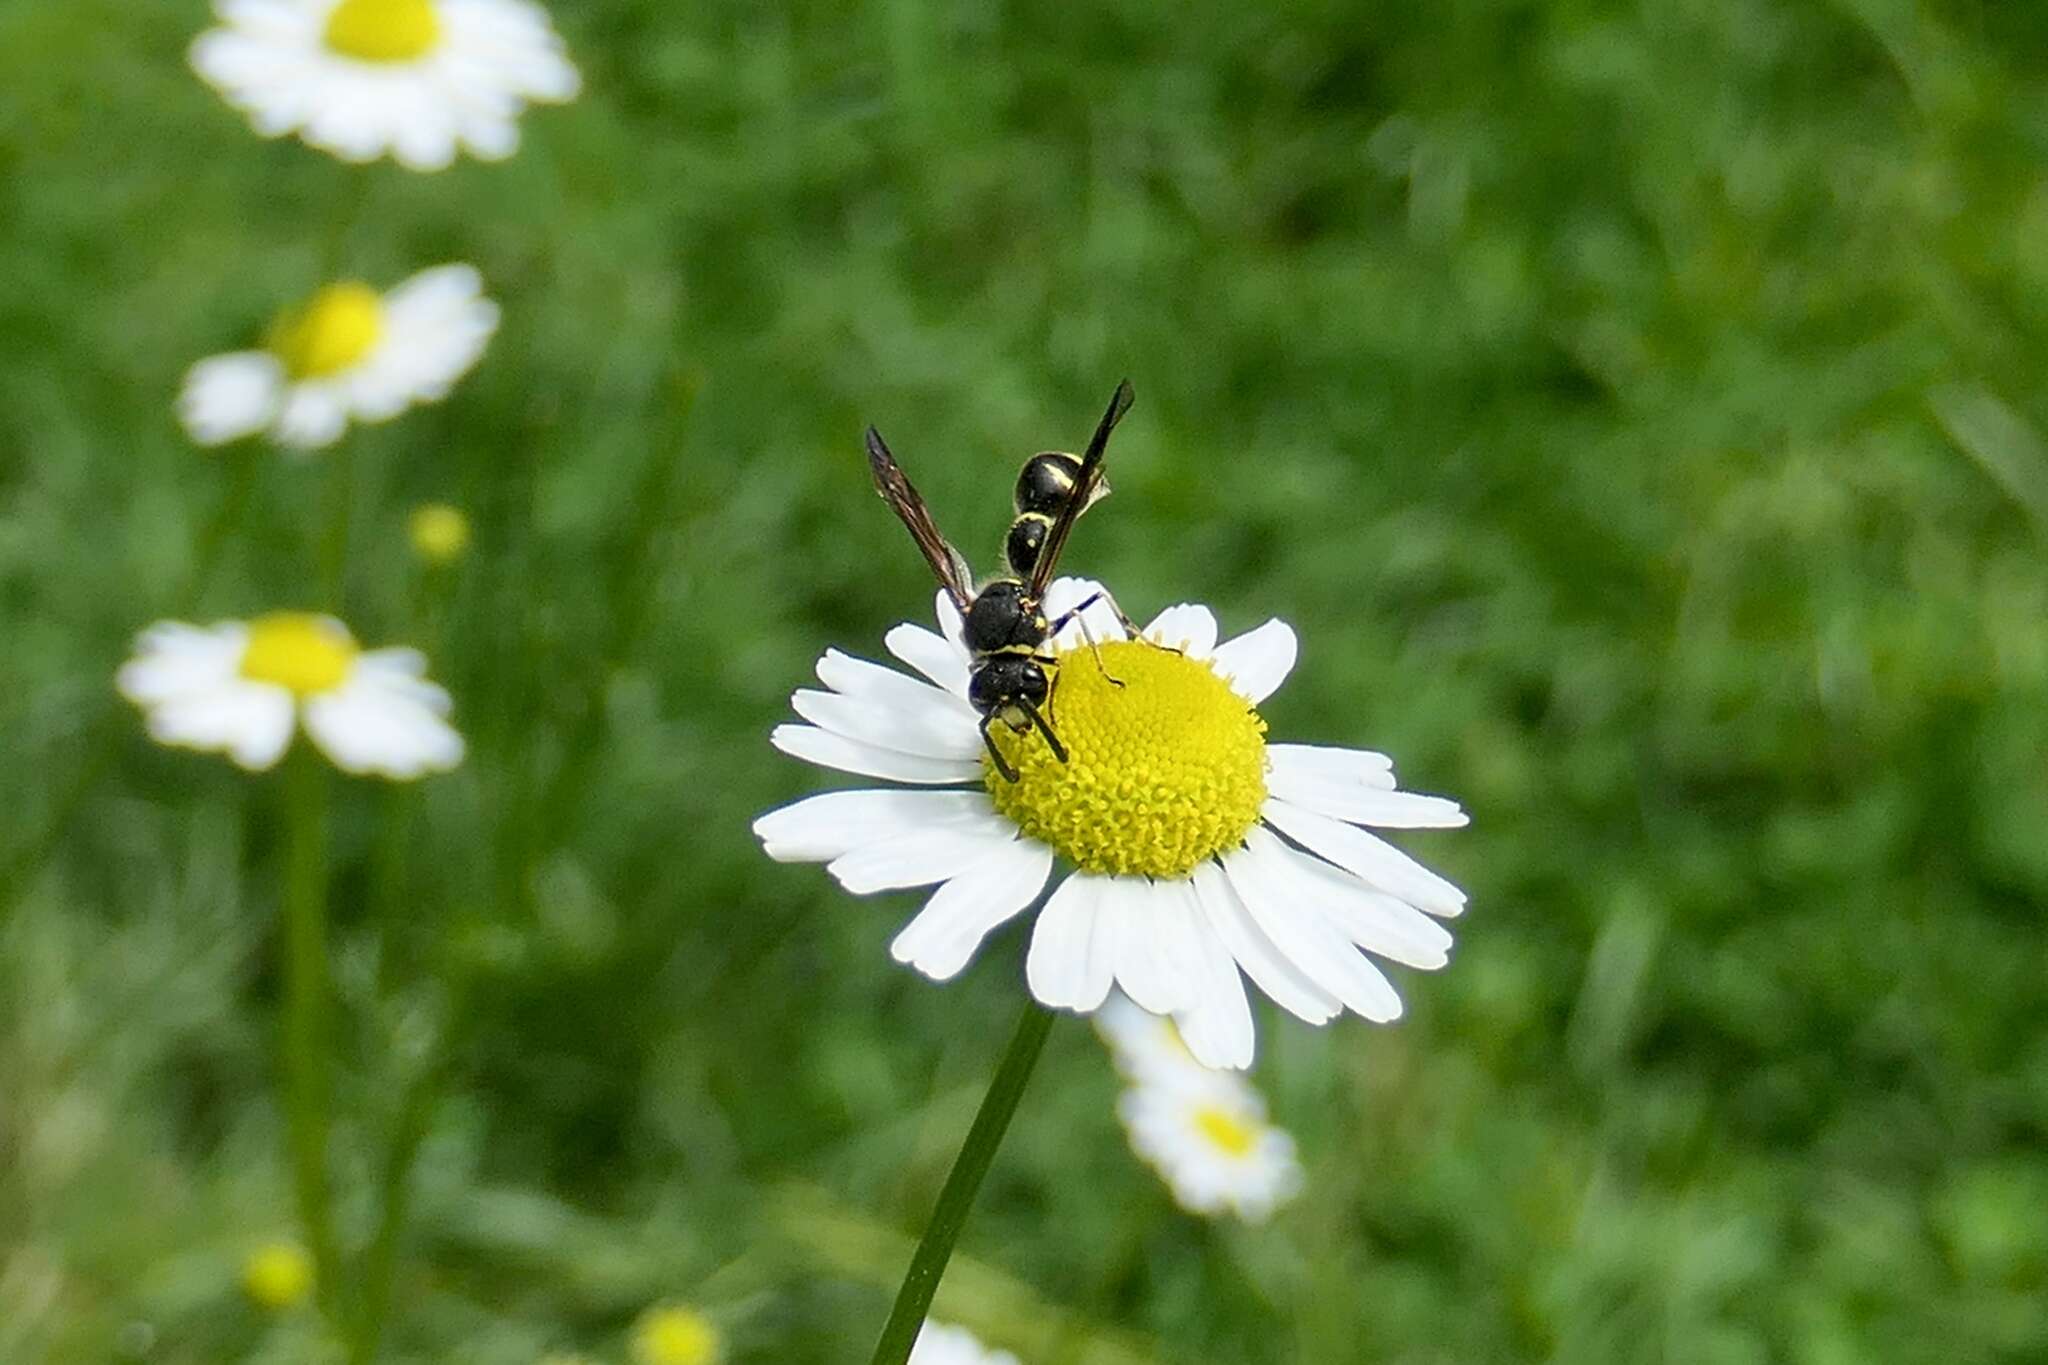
[1048,591,1128,687]
[979,713,1020,783]
[1019,695,1069,764]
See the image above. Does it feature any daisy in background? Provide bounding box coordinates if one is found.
[1093,993,1303,1220]
[190,0,580,172]
[909,1321,1020,1365]
[1117,1065,1302,1222]
[754,577,1469,1070]
[118,613,463,778]
[180,265,498,452]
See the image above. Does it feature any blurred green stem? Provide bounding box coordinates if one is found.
[282,753,341,1317]
[320,443,355,608]
[869,1001,1055,1365]
[349,1041,442,1364]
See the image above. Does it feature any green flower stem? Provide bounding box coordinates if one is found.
[869,1000,1057,1365]
[282,753,341,1316]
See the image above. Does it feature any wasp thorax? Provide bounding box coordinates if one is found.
[962,579,1046,654]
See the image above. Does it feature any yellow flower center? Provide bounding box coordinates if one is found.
[632,1306,721,1365]
[241,1241,314,1310]
[267,283,385,379]
[986,639,1267,878]
[1194,1105,1262,1159]
[240,614,358,697]
[323,0,443,62]
[407,503,472,564]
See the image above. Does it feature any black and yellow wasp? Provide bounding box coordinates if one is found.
[863,381,1137,781]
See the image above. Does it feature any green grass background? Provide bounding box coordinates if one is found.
[5,0,2048,1360]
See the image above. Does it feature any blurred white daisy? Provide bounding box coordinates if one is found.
[754,577,1469,1071]
[909,1321,1019,1365]
[179,266,498,451]
[189,0,580,171]
[118,613,464,778]
[1118,1070,1301,1221]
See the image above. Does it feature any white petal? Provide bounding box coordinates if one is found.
[272,382,350,449]
[754,789,997,863]
[1025,874,1113,1010]
[1190,860,1341,1025]
[884,623,971,699]
[116,621,247,704]
[178,352,283,445]
[888,837,1054,980]
[934,588,969,655]
[1108,877,1205,1016]
[825,815,1019,894]
[1266,765,1467,827]
[1261,799,1466,918]
[1224,830,1404,1021]
[1142,603,1218,658]
[791,688,981,761]
[1266,741,1398,791]
[1171,917,1256,1069]
[146,680,297,771]
[770,724,981,786]
[1257,833,1453,970]
[301,666,464,779]
[1208,619,1297,703]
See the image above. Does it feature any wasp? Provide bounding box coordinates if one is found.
[864,380,1138,782]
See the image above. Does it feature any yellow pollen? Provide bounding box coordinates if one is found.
[240,613,358,697]
[241,1240,314,1310]
[323,0,443,62]
[1194,1105,1262,1159]
[631,1305,721,1365]
[986,639,1266,878]
[267,283,385,379]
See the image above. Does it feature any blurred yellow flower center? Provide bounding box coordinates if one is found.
[241,1241,314,1310]
[632,1306,721,1365]
[268,283,384,379]
[987,640,1266,878]
[408,503,472,564]
[241,614,357,696]
[1194,1105,1261,1158]
[323,0,442,62]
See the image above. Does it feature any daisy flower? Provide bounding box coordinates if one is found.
[118,613,464,778]
[189,0,580,172]
[179,266,499,452]
[909,1321,1020,1365]
[1117,1069,1302,1221]
[753,577,1469,1070]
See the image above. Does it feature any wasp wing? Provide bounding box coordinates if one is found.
[865,425,976,613]
[1026,379,1135,599]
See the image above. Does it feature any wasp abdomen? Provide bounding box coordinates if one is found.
[1016,452,1082,517]
[1004,513,1051,579]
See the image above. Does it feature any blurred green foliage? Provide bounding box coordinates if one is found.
[5,0,2048,1361]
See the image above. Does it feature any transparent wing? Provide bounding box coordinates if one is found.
[1027,380,1135,598]
[866,425,975,612]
